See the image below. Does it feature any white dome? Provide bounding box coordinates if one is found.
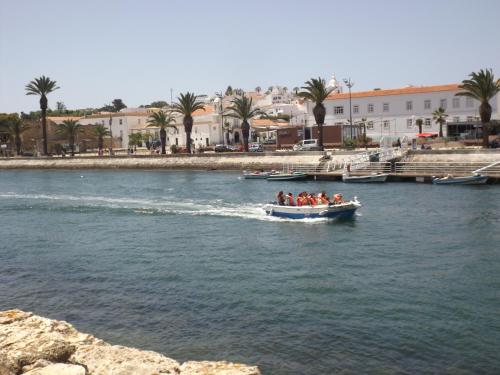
[327,74,338,89]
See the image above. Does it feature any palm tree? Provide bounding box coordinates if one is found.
[297,77,334,150]
[147,111,177,154]
[56,120,82,156]
[415,118,424,134]
[25,76,60,155]
[92,124,110,155]
[456,69,500,147]
[171,93,205,154]
[432,107,448,138]
[0,116,30,155]
[225,95,266,152]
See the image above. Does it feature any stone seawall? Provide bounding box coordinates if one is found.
[0,310,260,375]
[0,153,327,170]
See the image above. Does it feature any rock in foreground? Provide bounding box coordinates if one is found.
[0,310,260,375]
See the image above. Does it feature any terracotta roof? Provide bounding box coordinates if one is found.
[47,116,83,123]
[326,84,461,100]
[252,118,289,127]
[191,105,214,116]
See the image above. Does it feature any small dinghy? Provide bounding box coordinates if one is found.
[342,172,389,183]
[242,170,272,179]
[432,174,488,185]
[266,172,307,181]
[265,198,361,219]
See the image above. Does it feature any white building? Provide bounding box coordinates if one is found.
[305,83,500,141]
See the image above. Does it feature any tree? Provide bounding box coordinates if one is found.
[282,86,288,93]
[112,99,127,112]
[92,124,110,154]
[0,114,30,155]
[293,87,300,95]
[432,107,448,138]
[171,93,205,154]
[225,86,233,96]
[267,86,273,93]
[255,86,261,94]
[25,75,60,155]
[415,118,423,134]
[147,111,177,154]
[297,77,334,150]
[456,69,500,147]
[56,101,66,112]
[150,100,169,108]
[56,119,83,156]
[225,95,266,152]
[234,88,244,96]
[128,133,143,147]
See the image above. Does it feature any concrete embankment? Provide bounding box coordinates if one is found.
[0,309,260,375]
[0,152,334,170]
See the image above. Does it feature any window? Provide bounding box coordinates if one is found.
[353,105,359,114]
[467,116,474,122]
[334,106,344,115]
[138,119,141,125]
[406,101,413,111]
[213,126,216,130]
[406,119,413,129]
[440,99,447,109]
[466,97,474,108]
[452,98,460,108]
[367,121,374,129]
[383,120,390,129]
[424,100,431,110]
[383,103,389,112]
[102,120,105,125]
[425,118,431,127]
[119,119,123,125]
[453,116,460,122]
[368,104,374,113]
[175,138,178,146]
[119,130,123,139]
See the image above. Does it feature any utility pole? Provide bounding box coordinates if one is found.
[108,115,113,156]
[343,78,354,139]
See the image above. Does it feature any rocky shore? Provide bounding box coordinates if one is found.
[0,310,260,375]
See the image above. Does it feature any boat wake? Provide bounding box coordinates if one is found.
[0,192,333,224]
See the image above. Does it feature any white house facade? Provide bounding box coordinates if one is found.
[304,83,499,141]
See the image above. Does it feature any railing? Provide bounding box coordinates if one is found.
[283,163,326,174]
[346,162,391,175]
[394,162,500,176]
[342,147,406,172]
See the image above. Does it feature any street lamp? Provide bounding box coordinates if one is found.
[343,78,354,139]
[108,115,113,156]
[216,92,226,145]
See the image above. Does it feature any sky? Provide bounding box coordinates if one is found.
[1,0,499,113]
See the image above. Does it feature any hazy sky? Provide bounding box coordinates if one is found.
[1,0,499,113]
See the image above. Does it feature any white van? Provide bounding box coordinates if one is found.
[293,139,321,151]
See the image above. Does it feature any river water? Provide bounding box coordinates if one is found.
[0,170,499,374]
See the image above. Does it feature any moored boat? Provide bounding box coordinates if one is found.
[265,198,361,219]
[266,172,307,181]
[432,174,488,185]
[342,173,389,183]
[242,170,272,179]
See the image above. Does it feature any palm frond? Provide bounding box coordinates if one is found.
[297,77,334,104]
[456,68,500,102]
[171,92,206,116]
[146,110,177,131]
[225,95,266,121]
[25,75,60,96]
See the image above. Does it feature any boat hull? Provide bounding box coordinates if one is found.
[432,175,488,185]
[343,173,389,183]
[265,200,361,219]
[243,172,271,179]
[267,172,307,181]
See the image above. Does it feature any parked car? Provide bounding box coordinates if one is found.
[249,143,264,152]
[227,145,244,152]
[293,139,321,151]
[214,144,229,152]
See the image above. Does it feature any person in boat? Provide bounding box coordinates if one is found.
[296,192,304,206]
[286,192,295,206]
[319,191,330,205]
[332,193,344,205]
[276,191,286,206]
[307,193,317,206]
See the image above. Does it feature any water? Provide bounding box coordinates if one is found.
[1,170,499,374]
